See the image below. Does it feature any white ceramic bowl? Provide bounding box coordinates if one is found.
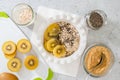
[38,14,87,64]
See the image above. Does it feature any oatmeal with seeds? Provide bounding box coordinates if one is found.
[43,21,80,58]
[58,21,80,56]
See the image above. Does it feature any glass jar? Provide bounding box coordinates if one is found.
[86,10,107,30]
[82,43,114,77]
[11,3,35,26]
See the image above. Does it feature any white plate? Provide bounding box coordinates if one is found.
[31,6,87,77]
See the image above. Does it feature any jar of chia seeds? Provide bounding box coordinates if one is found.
[86,10,107,30]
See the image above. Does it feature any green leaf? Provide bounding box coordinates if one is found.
[46,68,54,80]
[0,12,9,18]
[34,77,43,80]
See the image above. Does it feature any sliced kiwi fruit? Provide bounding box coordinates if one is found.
[44,42,50,53]
[49,26,60,37]
[2,41,16,55]
[7,58,21,72]
[53,45,66,58]
[46,38,59,52]
[44,23,60,41]
[24,55,39,70]
[4,52,16,59]
[17,39,32,53]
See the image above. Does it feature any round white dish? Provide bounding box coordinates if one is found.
[37,13,87,64]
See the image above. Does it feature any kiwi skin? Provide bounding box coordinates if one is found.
[0,72,18,80]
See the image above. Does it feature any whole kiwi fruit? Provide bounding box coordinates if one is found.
[0,72,18,80]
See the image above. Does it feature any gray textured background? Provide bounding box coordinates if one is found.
[0,0,120,80]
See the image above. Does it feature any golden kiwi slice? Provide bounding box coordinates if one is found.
[7,58,21,72]
[4,52,16,59]
[49,26,60,37]
[24,55,39,70]
[53,45,66,58]
[46,38,59,52]
[44,42,50,52]
[44,23,60,41]
[17,39,32,53]
[2,41,16,55]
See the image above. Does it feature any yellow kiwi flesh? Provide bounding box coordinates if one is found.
[24,55,39,70]
[7,58,21,72]
[17,39,32,53]
[53,45,66,58]
[2,41,16,55]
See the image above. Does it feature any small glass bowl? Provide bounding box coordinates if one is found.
[86,10,107,30]
[11,3,35,26]
[82,43,114,77]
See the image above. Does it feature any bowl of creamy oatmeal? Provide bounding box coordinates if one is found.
[43,21,80,58]
[41,14,87,64]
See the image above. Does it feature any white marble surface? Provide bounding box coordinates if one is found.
[0,0,120,80]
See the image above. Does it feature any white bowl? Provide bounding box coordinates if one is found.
[36,13,87,64]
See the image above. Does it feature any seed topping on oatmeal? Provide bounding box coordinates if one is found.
[58,21,80,56]
[44,21,80,58]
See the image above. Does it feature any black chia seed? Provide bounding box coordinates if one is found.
[89,12,103,29]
